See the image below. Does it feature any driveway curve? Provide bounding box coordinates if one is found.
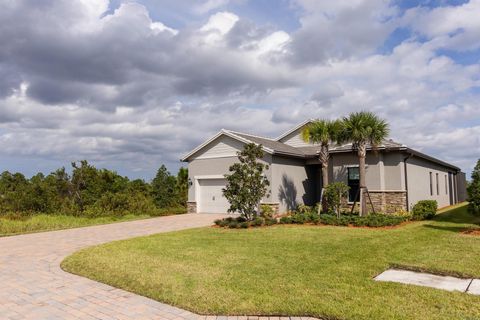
[0,213,227,320]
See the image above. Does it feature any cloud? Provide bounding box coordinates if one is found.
[193,0,231,15]
[406,0,480,51]
[287,0,400,65]
[0,0,479,178]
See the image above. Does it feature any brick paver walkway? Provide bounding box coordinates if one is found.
[0,214,320,320]
[0,214,230,320]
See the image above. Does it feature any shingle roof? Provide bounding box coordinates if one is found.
[230,130,406,158]
[226,131,307,157]
[183,124,460,171]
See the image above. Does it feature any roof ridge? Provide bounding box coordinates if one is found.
[224,129,276,141]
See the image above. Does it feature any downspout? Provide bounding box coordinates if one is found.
[403,153,413,212]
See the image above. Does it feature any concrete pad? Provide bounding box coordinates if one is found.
[374,269,472,292]
[467,279,480,295]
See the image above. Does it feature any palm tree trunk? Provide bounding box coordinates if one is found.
[358,144,367,216]
[319,144,329,213]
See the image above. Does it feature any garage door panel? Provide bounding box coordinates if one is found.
[198,178,230,213]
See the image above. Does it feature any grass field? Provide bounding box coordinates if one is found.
[62,204,480,320]
[0,214,154,236]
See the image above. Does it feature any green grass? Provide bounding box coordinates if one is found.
[0,214,153,236]
[62,204,480,320]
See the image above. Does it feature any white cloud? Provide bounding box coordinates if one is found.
[0,0,479,178]
[406,0,480,51]
[193,0,231,15]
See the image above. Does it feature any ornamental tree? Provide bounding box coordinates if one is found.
[223,143,270,220]
[468,159,480,215]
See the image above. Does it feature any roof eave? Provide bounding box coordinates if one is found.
[180,129,274,162]
[404,148,460,171]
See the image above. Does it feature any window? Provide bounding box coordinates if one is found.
[436,173,439,195]
[429,172,433,196]
[445,175,448,194]
[348,167,360,202]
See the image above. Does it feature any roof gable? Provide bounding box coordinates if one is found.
[180,130,274,162]
[275,119,314,141]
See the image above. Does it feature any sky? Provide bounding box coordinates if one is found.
[0,0,479,180]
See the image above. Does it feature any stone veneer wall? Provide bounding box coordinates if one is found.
[367,191,407,214]
[187,202,197,214]
[341,191,407,214]
[260,202,280,215]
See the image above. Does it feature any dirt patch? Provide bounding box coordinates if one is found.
[461,228,480,236]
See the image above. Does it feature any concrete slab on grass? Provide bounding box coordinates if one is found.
[467,279,480,295]
[374,269,472,292]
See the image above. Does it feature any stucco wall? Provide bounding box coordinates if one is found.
[187,155,273,203]
[383,153,404,190]
[406,156,452,209]
[329,152,389,190]
[270,155,313,213]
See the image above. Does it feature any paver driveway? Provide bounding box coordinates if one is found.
[0,213,227,320]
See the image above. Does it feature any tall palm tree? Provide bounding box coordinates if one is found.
[339,111,390,216]
[301,119,342,213]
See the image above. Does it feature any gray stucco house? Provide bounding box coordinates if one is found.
[181,120,467,214]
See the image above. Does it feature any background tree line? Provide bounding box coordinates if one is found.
[0,161,188,217]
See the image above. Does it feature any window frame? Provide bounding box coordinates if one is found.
[347,167,360,203]
[429,172,433,196]
[445,174,448,195]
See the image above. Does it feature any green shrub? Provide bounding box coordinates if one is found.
[324,182,350,215]
[236,216,248,223]
[228,221,239,229]
[251,217,265,227]
[239,221,249,228]
[259,204,275,218]
[295,204,313,215]
[291,214,306,224]
[412,200,438,221]
[317,213,406,227]
[279,216,292,224]
[265,217,277,226]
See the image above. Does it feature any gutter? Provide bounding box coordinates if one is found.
[403,152,413,212]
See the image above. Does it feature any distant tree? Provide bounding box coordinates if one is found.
[302,119,343,213]
[468,159,480,215]
[223,143,269,220]
[176,167,188,207]
[71,160,100,211]
[339,111,389,216]
[151,165,177,208]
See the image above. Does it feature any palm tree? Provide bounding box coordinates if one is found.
[301,119,342,213]
[339,111,390,216]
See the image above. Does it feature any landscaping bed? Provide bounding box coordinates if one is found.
[62,203,480,320]
[213,200,439,229]
[214,213,408,229]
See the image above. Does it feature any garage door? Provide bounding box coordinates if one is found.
[198,178,230,213]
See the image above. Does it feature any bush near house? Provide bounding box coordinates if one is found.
[411,200,438,221]
[215,199,438,229]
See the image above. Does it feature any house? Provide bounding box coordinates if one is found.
[181,120,467,214]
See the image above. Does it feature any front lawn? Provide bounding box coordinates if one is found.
[62,204,480,320]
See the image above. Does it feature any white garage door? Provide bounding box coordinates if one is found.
[198,178,230,213]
